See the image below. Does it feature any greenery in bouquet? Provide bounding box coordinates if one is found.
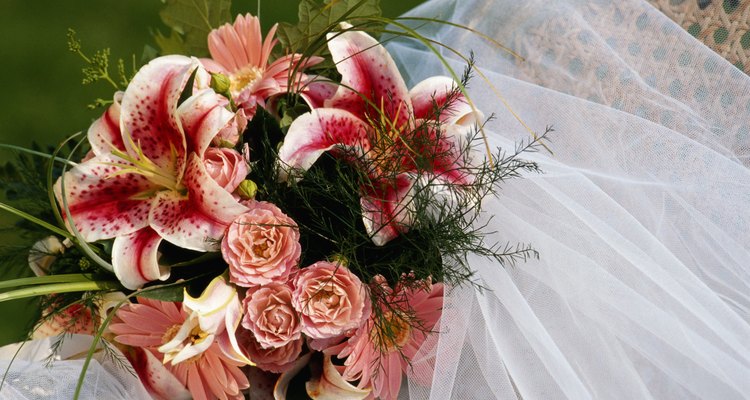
[0,1,549,399]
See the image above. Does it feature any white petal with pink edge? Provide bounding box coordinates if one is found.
[177,88,235,157]
[409,76,480,125]
[112,228,168,290]
[130,347,192,400]
[306,355,371,399]
[54,154,158,242]
[360,174,415,246]
[120,55,194,178]
[325,27,411,126]
[278,108,370,181]
[149,154,248,251]
[88,91,126,156]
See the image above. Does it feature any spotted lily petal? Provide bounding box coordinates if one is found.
[361,174,415,246]
[120,55,194,182]
[149,154,248,251]
[409,76,478,126]
[278,108,370,180]
[111,228,167,290]
[177,88,236,158]
[88,91,126,156]
[129,347,192,400]
[326,26,412,128]
[53,154,159,242]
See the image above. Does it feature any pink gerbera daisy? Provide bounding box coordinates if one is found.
[203,13,322,117]
[334,277,444,400]
[109,298,250,400]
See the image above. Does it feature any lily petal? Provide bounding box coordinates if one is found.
[409,76,478,126]
[177,88,236,158]
[88,91,126,156]
[360,174,415,246]
[149,153,248,251]
[183,275,237,334]
[306,355,371,400]
[129,347,192,400]
[54,154,158,242]
[277,108,370,181]
[299,77,338,109]
[112,227,168,290]
[325,27,411,128]
[120,55,194,179]
[274,352,312,400]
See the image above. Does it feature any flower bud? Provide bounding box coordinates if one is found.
[237,179,258,200]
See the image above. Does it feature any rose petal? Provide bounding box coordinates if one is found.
[111,227,168,290]
[149,154,248,251]
[54,154,158,242]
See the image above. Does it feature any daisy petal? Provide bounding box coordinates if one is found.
[149,154,248,251]
[53,154,157,242]
[112,228,168,290]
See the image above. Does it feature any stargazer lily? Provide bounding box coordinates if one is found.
[54,55,248,289]
[277,26,481,246]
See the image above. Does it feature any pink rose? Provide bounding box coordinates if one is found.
[292,261,370,339]
[241,332,303,373]
[203,147,248,193]
[212,108,247,147]
[241,283,301,349]
[222,201,301,287]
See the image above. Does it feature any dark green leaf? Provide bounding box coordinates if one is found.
[277,0,382,54]
[156,0,232,56]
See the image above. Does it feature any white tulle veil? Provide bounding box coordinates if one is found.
[387,0,750,399]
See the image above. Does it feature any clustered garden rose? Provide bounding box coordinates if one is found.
[292,261,370,339]
[221,201,301,286]
[241,283,301,348]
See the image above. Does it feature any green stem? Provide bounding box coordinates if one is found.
[0,201,74,240]
[0,281,121,302]
[0,274,96,290]
[0,144,77,166]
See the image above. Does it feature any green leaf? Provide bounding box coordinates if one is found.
[157,0,232,57]
[153,30,187,56]
[137,284,185,302]
[277,0,382,54]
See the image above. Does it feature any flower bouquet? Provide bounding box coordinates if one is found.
[0,1,547,399]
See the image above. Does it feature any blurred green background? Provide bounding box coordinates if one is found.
[0,0,423,346]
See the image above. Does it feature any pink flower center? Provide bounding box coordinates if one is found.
[161,323,209,364]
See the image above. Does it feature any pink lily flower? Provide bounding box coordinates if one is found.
[203,13,324,118]
[54,55,248,289]
[277,26,480,246]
